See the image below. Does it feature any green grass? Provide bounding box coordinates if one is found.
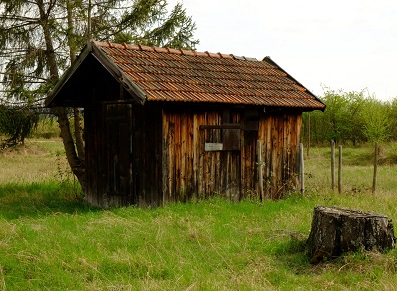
[1,140,397,290]
[1,191,397,290]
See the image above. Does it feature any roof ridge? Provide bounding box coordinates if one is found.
[92,40,257,61]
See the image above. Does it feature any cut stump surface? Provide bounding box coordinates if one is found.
[308,206,395,264]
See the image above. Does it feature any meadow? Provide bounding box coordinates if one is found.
[1,136,397,290]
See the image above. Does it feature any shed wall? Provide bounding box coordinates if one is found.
[162,107,302,202]
[85,102,163,208]
[258,112,302,199]
[85,101,302,207]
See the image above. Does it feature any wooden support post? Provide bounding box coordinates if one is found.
[372,142,378,194]
[331,140,335,191]
[257,140,264,202]
[338,145,342,194]
[307,113,311,157]
[300,143,304,195]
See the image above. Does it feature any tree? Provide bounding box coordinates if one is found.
[0,104,38,147]
[304,88,374,145]
[386,97,397,139]
[0,0,198,190]
[361,97,391,143]
[303,88,397,145]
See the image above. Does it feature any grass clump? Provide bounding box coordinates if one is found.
[0,182,86,220]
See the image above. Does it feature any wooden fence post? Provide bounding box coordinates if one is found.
[338,145,342,194]
[307,113,311,157]
[257,140,264,202]
[372,142,378,194]
[300,143,304,194]
[331,140,335,191]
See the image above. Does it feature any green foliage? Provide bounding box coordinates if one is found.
[361,97,391,142]
[0,0,198,105]
[0,105,39,146]
[110,1,199,49]
[30,116,60,139]
[304,88,395,145]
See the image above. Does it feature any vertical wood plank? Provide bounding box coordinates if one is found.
[265,114,272,198]
[162,110,169,205]
[198,113,205,198]
[193,113,198,197]
[180,113,187,199]
[257,140,264,202]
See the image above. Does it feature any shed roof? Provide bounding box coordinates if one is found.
[46,40,325,110]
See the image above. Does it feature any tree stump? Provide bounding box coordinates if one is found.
[307,206,395,264]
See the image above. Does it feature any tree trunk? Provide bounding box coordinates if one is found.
[66,2,85,162]
[66,0,85,162]
[308,206,395,264]
[38,0,85,190]
[73,107,85,162]
[55,107,86,190]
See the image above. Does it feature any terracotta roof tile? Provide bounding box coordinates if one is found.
[92,40,325,109]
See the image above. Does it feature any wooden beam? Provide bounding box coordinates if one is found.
[199,124,241,130]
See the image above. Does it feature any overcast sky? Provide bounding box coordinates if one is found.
[168,0,397,101]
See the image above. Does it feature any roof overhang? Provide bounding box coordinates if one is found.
[262,57,326,111]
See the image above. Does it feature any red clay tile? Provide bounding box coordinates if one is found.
[92,41,324,109]
[123,43,140,50]
[166,47,181,55]
[137,45,153,52]
[153,47,168,53]
[181,49,196,56]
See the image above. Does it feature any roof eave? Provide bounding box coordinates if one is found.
[262,56,326,111]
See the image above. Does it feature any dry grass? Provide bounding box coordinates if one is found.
[305,143,397,194]
[0,138,70,184]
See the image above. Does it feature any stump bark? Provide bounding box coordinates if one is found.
[308,206,395,264]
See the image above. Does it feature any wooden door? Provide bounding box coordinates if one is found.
[105,104,134,203]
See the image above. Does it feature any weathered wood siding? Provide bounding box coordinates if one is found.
[258,112,302,199]
[162,106,302,202]
[85,101,162,208]
[162,107,242,202]
[85,103,135,207]
[131,104,163,207]
[86,100,302,207]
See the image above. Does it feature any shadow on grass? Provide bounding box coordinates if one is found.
[0,182,99,220]
[272,235,313,272]
[272,232,397,281]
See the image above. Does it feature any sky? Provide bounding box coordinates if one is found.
[168,0,397,101]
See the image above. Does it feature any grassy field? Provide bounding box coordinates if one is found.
[1,139,397,290]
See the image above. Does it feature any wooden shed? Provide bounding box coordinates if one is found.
[46,40,325,208]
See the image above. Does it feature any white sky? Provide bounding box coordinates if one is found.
[169,0,397,100]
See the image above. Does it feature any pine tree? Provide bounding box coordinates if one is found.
[0,0,198,189]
